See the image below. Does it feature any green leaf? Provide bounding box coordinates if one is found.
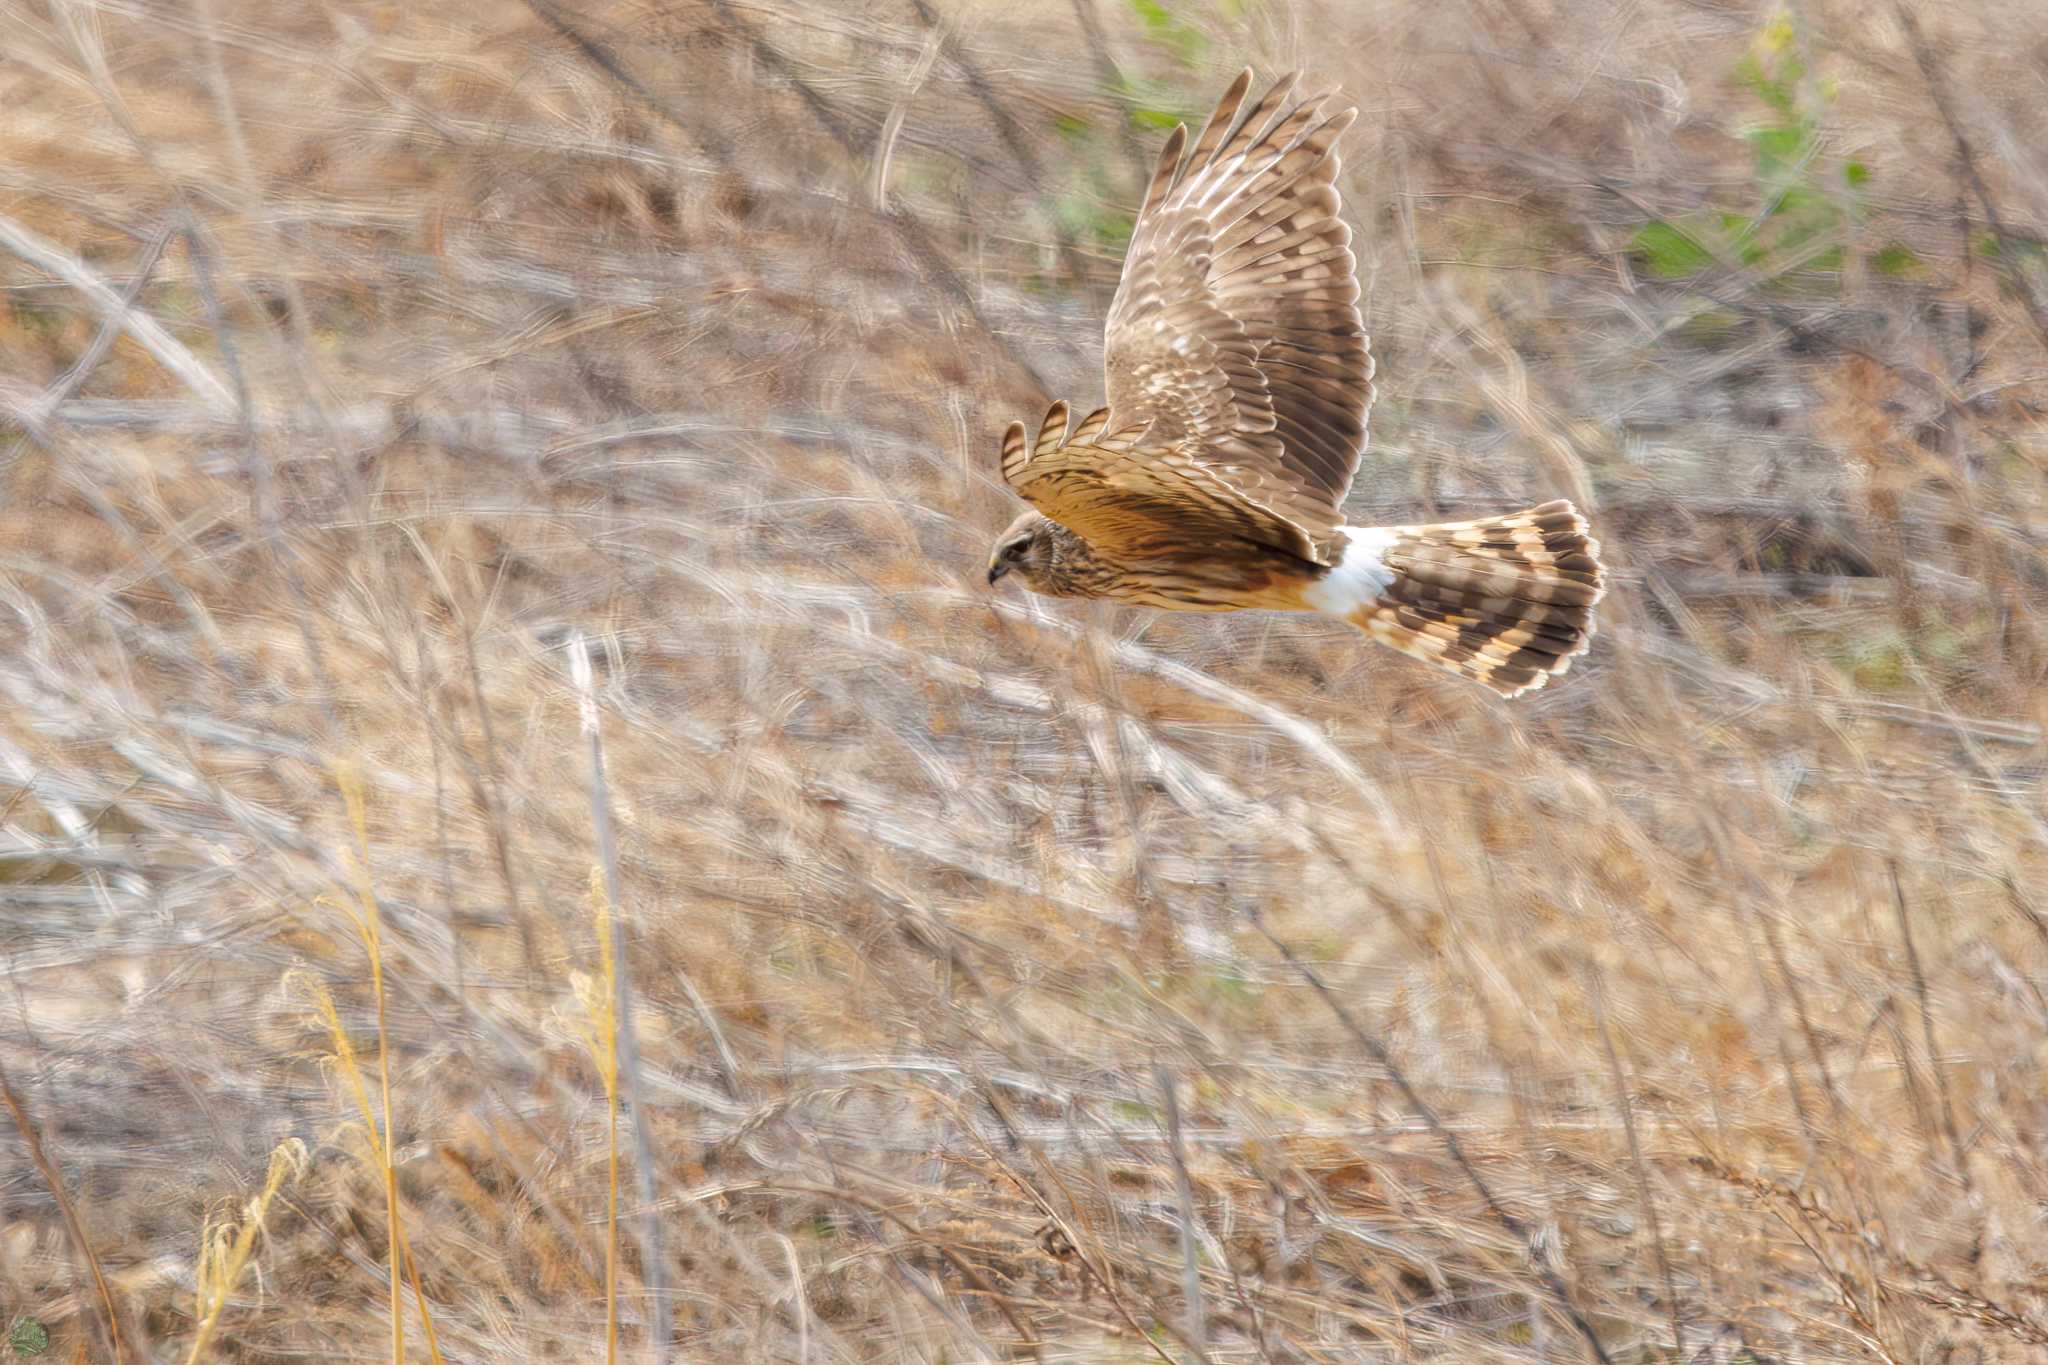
[1766,185,1839,249]
[1124,0,1207,68]
[1128,106,1182,132]
[1873,243,1921,276]
[1922,622,1967,662]
[1054,192,1135,254]
[1633,220,1715,278]
[1733,54,1796,118]
[1749,121,1814,179]
[1088,209,1135,253]
[1053,113,1091,144]
[8,1318,49,1358]
[1843,160,1870,187]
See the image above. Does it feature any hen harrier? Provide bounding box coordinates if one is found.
[986,70,1604,697]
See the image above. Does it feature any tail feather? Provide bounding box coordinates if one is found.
[1333,500,1606,698]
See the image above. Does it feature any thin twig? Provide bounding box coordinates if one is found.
[774,1234,812,1365]
[1066,0,1152,178]
[1590,972,1684,1360]
[3,227,238,673]
[0,1055,134,1365]
[19,224,175,432]
[1251,912,1615,1365]
[570,628,744,1361]
[177,215,346,735]
[0,211,235,415]
[569,631,743,1100]
[763,1180,1044,1359]
[396,525,541,976]
[904,0,1090,281]
[1153,1062,1213,1364]
[527,0,1056,392]
[700,0,1056,393]
[1889,860,1973,1197]
[1891,1,2048,352]
[570,629,674,1361]
[522,0,736,164]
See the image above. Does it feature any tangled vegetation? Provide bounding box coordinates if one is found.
[1,1,2044,1360]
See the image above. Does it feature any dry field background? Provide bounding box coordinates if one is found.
[2,0,2046,1360]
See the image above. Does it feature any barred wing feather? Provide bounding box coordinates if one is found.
[1100,69,1374,564]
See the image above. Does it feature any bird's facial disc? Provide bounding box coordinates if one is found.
[986,511,1046,588]
[986,532,1033,586]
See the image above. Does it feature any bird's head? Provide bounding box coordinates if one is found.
[985,509,1056,592]
[987,512,1100,597]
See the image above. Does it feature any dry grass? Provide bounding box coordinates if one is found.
[1,0,2045,1360]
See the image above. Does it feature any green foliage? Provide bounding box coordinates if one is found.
[6,1318,48,1359]
[7,298,68,340]
[1634,220,1715,278]
[1040,68,1199,261]
[1115,72,1204,142]
[1124,0,1209,71]
[1032,3,1254,264]
[1873,243,1922,277]
[1631,14,1890,292]
[1196,969,1261,1011]
[1833,628,1911,693]
[1976,231,2048,268]
[1820,615,1974,694]
[1054,181,1137,258]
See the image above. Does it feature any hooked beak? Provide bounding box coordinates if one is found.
[986,560,1009,586]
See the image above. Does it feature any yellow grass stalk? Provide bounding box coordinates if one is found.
[290,968,448,1365]
[320,762,446,1365]
[574,867,622,1365]
[183,1139,308,1364]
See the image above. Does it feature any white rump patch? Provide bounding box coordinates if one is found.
[1303,527,1397,618]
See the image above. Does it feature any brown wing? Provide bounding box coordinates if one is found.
[1101,70,1373,563]
[1001,403,1318,562]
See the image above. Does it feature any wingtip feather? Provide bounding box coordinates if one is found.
[1034,400,1071,458]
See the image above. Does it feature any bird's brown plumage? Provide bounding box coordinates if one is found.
[988,71,1605,697]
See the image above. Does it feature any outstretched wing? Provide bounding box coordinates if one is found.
[1001,402,1319,561]
[1101,70,1373,562]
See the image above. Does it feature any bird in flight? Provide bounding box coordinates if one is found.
[986,70,1604,697]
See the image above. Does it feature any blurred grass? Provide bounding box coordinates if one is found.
[0,0,2045,1360]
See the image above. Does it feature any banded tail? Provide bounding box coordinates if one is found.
[1307,501,1605,698]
